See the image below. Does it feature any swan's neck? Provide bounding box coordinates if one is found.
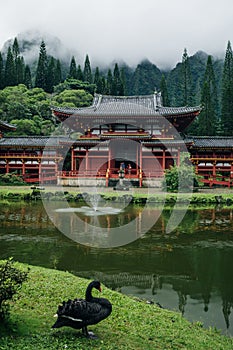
[85,285,94,301]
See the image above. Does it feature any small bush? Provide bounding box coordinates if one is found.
[162,164,199,192]
[0,258,29,318]
[0,173,25,185]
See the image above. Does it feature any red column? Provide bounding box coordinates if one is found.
[71,148,75,173]
[162,149,165,171]
[139,144,142,187]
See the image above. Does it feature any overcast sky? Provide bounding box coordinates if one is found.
[1,0,233,68]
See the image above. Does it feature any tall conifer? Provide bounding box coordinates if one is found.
[106,69,113,95]
[160,75,170,106]
[181,48,193,106]
[4,47,16,86]
[69,56,77,79]
[198,56,218,135]
[77,64,83,81]
[24,65,32,89]
[221,41,233,135]
[83,55,92,83]
[0,52,4,89]
[35,40,48,90]
[54,59,62,86]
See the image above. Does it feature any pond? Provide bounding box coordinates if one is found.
[0,199,233,336]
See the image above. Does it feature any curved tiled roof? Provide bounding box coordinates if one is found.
[0,120,16,131]
[185,136,233,149]
[52,93,201,118]
[0,136,70,147]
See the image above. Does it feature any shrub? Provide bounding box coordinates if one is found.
[162,164,199,192]
[0,172,25,185]
[0,258,29,318]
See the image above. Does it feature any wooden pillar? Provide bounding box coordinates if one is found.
[38,159,42,183]
[139,144,142,187]
[71,148,75,172]
[21,159,25,177]
[162,149,166,170]
[5,160,9,174]
[177,148,180,167]
[213,161,216,177]
[85,148,89,174]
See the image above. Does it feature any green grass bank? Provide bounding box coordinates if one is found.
[1,263,233,350]
[1,185,233,205]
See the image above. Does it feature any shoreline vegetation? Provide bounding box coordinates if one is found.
[0,185,233,206]
[1,263,233,350]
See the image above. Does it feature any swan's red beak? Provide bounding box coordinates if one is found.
[99,286,102,292]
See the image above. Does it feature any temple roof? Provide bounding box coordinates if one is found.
[52,93,201,118]
[0,136,69,148]
[0,120,16,131]
[186,136,233,149]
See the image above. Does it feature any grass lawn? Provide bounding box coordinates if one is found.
[0,263,233,350]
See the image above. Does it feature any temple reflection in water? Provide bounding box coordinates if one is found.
[0,201,233,334]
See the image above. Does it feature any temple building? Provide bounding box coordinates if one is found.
[51,93,201,187]
[0,92,233,187]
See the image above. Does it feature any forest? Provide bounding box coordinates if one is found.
[0,37,233,137]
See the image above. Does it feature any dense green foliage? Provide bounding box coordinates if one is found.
[0,258,28,318]
[162,164,199,192]
[0,37,233,136]
[1,263,232,350]
[0,173,25,185]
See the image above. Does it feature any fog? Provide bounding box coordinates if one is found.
[1,0,232,68]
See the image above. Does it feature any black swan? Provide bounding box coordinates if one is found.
[52,280,112,338]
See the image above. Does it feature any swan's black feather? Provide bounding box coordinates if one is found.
[52,281,112,334]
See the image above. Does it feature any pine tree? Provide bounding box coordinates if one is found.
[77,64,83,81]
[180,48,193,105]
[83,55,92,83]
[35,40,48,90]
[112,63,124,95]
[160,75,170,106]
[68,56,77,79]
[197,56,218,135]
[24,65,32,89]
[106,69,113,95]
[46,57,56,93]
[54,59,62,86]
[94,67,103,93]
[0,52,4,89]
[16,56,25,84]
[221,41,233,135]
[12,38,19,61]
[4,47,16,86]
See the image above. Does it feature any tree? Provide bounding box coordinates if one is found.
[12,38,25,85]
[54,59,62,86]
[24,65,32,89]
[112,63,124,95]
[94,67,103,93]
[197,56,218,135]
[46,57,56,93]
[0,52,4,89]
[83,55,92,83]
[4,47,16,86]
[221,41,233,135]
[51,89,93,108]
[106,69,113,95]
[77,64,83,81]
[180,48,193,105]
[35,40,48,91]
[160,75,170,106]
[68,56,77,79]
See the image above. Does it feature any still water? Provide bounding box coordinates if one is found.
[0,200,233,336]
